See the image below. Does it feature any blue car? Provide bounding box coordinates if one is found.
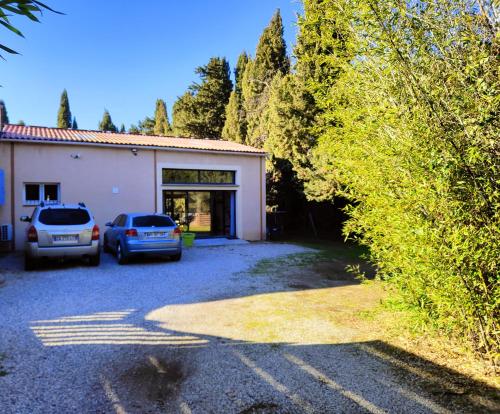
[103,213,182,264]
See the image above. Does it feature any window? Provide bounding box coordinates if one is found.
[162,169,235,185]
[112,214,127,227]
[38,208,90,225]
[132,215,175,227]
[199,170,234,184]
[23,183,60,205]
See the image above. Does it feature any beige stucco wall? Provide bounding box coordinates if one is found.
[0,141,266,250]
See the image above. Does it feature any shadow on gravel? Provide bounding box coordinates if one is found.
[3,245,498,413]
[29,309,500,414]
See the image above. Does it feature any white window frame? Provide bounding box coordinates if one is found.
[23,183,61,206]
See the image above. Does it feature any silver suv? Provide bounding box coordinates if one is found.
[20,202,100,270]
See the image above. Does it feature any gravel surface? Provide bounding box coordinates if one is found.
[0,243,497,414]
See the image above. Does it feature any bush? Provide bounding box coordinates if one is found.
[302,0,499,358]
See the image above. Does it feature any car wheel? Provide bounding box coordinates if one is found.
[170,252,182,262]
[116,242,128,265]
[89,252,100,267]
[103,236,111,253]
[24,256,37,271]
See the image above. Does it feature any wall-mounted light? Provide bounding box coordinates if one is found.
[70,153,81,159]
[130,148,138,156]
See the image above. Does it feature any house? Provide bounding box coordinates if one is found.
[0,123,266,250]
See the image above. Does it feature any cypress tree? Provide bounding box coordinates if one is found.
[252,9,289,89]
[222,51,249,143]
[242,9,289,147]
[0,100,10,124]
[172,57,233,138]
[71,117,78,130]
[98,110,117,132]
[222,91,244,143]
[172,93,195,137]
[57,89,72,129]
[264,73,317,174]
[119,124,126,133]
[153,99,171,136]
[235,51,249,97]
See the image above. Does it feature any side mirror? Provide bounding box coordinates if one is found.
[105,222,113,227]
[20,216,31,223]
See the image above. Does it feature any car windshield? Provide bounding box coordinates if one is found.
[132,215,174,227]
[38,208,91,225]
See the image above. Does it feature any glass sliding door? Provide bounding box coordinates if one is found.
[187,192,211,233]
[164,192,186,225]
[162,190,236,238]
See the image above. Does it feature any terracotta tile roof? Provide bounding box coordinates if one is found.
[0,124,266,155]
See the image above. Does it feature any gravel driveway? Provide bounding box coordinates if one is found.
[0,243,497,414]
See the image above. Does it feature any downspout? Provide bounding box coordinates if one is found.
[260,156,264,240]
[153,149,157,212]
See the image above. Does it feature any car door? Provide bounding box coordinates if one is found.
[109,214,124,251]
[114,214,128,250]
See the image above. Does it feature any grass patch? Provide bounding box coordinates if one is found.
[249,238,372,280]
[249,251,321,275]
[287,238,370,262]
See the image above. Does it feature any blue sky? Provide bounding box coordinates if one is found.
[0,1,302,130]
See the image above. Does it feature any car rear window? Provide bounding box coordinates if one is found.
[38,208,91,225]
[132,215,175,227]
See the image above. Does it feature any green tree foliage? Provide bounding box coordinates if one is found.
[119,124,126,133]
[222,52,249,143]
[242,9,290,147]
[71,117,78,130]
[128,124,140,134]
[172,93,194,137]
[0,1,61,58]
[172,57,232,138]
[300,0,499,356]
[279,0,353,192]
[261,73,318,215]
[295,0,350,112]
[264,73,317,179]
[153,99,171,136]
[17,120,25,126]
[234,51,249,97]
[57,89,72,129]
[221,91,245,143]
[98,110,117,132]
[137,117,155,135]
[0,100,10,124]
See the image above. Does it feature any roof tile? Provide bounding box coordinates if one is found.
[0,124,266,155]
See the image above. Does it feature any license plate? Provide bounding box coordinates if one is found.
[53,235,78,242]
[145,232,167,238]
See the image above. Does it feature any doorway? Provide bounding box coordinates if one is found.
[163,190,236,238]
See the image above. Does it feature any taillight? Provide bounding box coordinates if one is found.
[173,227,182,236]
[125,228,138,237]
[27,226,38,242]
[91,224,100,241]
